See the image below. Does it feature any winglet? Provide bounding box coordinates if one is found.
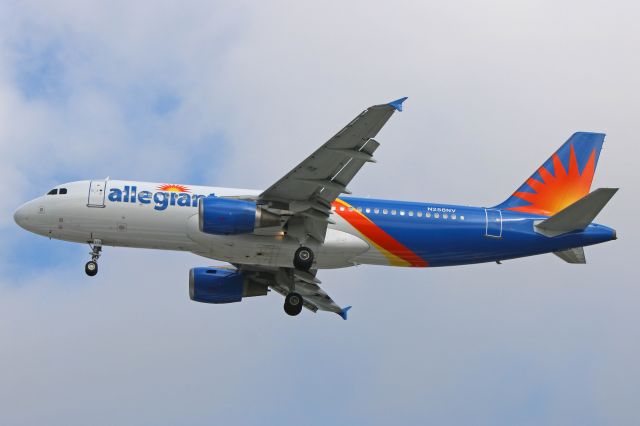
[338,306,352,320]
[388,97,408,112]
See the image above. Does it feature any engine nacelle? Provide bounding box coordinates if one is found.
[189,267,268,304]
[198,197,280,235]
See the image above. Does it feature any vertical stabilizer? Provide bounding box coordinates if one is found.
[495,132,605,216]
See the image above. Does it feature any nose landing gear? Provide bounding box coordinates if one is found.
[85,261,98,276]
[85,239,102,277]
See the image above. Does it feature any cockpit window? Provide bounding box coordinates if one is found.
[59,188,67,194]
[47,189,58,195]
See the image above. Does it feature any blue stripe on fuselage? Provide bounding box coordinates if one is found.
[339,197,615,266]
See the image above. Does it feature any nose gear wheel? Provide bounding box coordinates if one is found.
[85,239,102,277]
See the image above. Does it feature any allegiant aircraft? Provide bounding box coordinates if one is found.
[13,98,618,319]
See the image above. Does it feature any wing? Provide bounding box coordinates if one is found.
[259,97,407,243]
[239,266,351,320]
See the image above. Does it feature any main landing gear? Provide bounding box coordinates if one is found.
[284,246,315,316]
[293,246,314,271]
[284,292,304,316]
[85,239,102,277]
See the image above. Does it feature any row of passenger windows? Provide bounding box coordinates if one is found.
[47,188,67,195]
[332,205,465,220]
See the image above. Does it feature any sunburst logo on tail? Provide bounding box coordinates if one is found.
[507,145,596,215]
[157,184,191,193]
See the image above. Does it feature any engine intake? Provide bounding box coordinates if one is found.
[199,197,280,235]
[189,267,268,304]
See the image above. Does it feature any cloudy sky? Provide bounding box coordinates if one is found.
[1,1,639,424]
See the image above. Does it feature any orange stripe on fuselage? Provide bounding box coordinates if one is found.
[333,199,428,267]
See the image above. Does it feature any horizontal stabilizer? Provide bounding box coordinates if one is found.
[535,188,618,237]
[554,247,586,264]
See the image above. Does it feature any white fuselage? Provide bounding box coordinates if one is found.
[13,180,380,269]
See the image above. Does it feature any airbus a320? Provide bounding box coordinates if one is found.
[14,98,618,319]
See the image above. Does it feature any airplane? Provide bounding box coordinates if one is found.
[13,97,618,319]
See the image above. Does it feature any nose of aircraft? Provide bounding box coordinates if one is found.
[14,199,49,235]
[13,202,33,230]
[13,205,26,225]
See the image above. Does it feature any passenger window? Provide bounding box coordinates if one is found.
[400,210,405,216]
[434,213,440,218]
[460,215,465,220]
[331,205,336,211]
[417,211,422,217]
[357,207,362,212]
[374,208,380,214]
[365,208,371,213]
[47,189,58,195]
[59,188,67,195]
[339,206,345,212]
[408,211,414,217]
[348,207,354,212]
[383,209,388,215]
[391,210,397,215]
[426,212,431,218]
[443,213,448,219]
[451,214,457,220]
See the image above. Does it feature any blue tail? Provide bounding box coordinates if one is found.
[495,132,605,216]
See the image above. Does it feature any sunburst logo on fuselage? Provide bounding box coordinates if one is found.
[507,145,596,216]
[157,184,191,193]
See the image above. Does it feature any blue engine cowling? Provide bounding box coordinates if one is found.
[198,197,280,235]
[189,267,268,304]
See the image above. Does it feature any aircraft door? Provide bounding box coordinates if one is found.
[87,180,107,208]
[484,209,502,238]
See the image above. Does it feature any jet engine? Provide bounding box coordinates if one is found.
[198,197,280,235]
[189,267,268,304]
